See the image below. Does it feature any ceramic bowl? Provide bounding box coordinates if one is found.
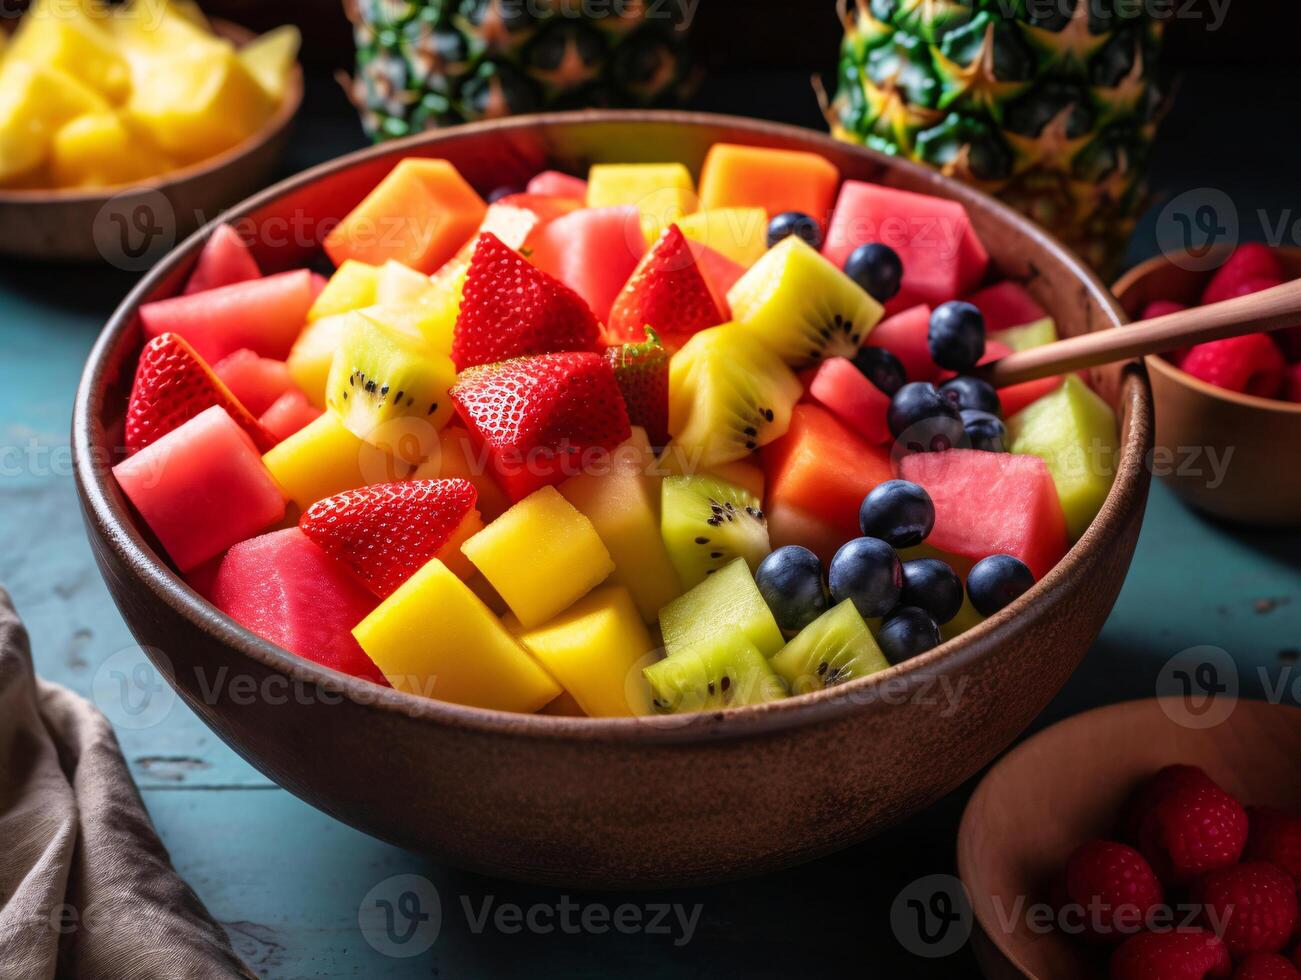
[0,20,303,264]
[74,111,1154,887]
[959,698,1301,979]
[1112,250,1301,525]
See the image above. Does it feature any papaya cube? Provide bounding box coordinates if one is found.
[673,207,769,266]
[7,9,131,104]
[517,585,655,717]
[586,163,697,241]
[324,159,487,273]
[461,486,615,629]
[353,559,560,711]
[0,61,109,183]
[113,406,286,571]
[698,144,840,230]
[309,260,381,321]
[262,412,411,511]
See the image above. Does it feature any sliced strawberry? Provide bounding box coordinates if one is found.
[451,352,631,501]
[606,224,727,347]
[300,479,480,598]
[125,332,276,455]
[451,232,599,371]
[605,328,669,447]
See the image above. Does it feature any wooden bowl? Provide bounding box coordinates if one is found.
[73,111,1153,887]
[0,20,303,265]
[959,698,1301,979]
[1113,251,1301,525]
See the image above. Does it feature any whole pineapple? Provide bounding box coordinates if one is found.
[828,0,1164,273]
[345,0,698,140]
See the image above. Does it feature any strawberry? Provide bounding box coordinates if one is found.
[451,232,599,371]
[1127,766,1248,886]
[300,480,480,598]
[1063,840,1164,944]
[1195,862,1299,959]
[125,332,276,455]
[1202,243,1283,306]
[606,224,727,347]
[605,328,669,447]
[1110,929,1233,980]
[1245,807,1301,885]
[451,352,631,502]
[1180,334,1287,398]
[1234,954,1301,980]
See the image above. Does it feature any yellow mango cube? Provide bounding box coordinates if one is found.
[0,60,109,183]
[287,313,348,407]
[238,25,300,102]
[51,112,159,188]
[517,585,655,717]
[587,163,697,241]
[7,7,131,104]
[354,559,560,711]
[309,260,381,321]
[673,208,769,266]
[263,413,411,511]
[461,486,615,629]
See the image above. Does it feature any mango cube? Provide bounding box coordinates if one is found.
[308,260,381,321]
[587,163,697,241]
[516,585,655,717]
[461,486,615,629]
[51,112,158,188]
[7,7,131,104]
[674,208,769,267]
[263,412,411,511]
[354,559,560,711]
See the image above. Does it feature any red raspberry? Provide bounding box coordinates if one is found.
[1124,766,1220,842]
[1286,364,1301,404]
[1064,840,1165,944]
[1127,766,1248,885]
[1294,945,1301,969]
[1245,808,1301,886]
[1180,333,1287,399]
[1111,929,1233,980]
[1141,300,1188,320]
[1202,243,1283,305]
[1196,862,1299,958]
[1234,953,1301,980]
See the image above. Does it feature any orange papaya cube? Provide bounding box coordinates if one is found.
[324,158,486,273]
[698,144,840,230]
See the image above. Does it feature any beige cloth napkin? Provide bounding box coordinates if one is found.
[0,588,254,980]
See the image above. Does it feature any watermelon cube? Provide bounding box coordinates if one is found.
[258,390,321,443]
[209,528,385,683]
[694,243,746,308]
[530,206,645,323]
[823,182,989,310]
[802,356,891,444]
[998,375,1065,417]
[113,406,287,571]
[213,349,294,416]
[527,170,588,201]
[184,224,260,296]
[864,304,937,384]
[962,281,1046,332]
[898,450,1068,581]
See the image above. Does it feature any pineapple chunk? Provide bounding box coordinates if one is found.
[287,313,349,407]
[7,5,131,105]
[587,163,698,241]
[308,260,381,321]
[353,559,560,711]
[237,25,300,102]
[461,486,615,629]
[516,585,655,717]
[51,112,159,188]
[0,60,109,184]
[674,208,769,266]
[376,260,434,306]
[262,413,411,511]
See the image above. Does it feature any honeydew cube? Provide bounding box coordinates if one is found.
[658,558,783,658]
[0,60,109,183]
[674,207,769,267]
[238,25,300,101]
[7,6,131,104]
[516,585,655,717]
[353,559,560,711]
[308,260,381,321]
[51,111,159,188]
[587,163,697,241]
[262,412,411,511]
[461,486,615,630]
[995,317,1058,352]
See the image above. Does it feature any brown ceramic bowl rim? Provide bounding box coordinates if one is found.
[1115,251,1301,415]
[0,19,304,206]
[73,109,1149,742]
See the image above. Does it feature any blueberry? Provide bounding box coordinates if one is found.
[486,185,522,203]
[887,381,965,454]
[828,537,902,619]
[961,409,1007,452]
[852,346,907,395]
[967,554,1036,616]
[929,301,986,372]
[939,376,1001,415]
[756,546,829,635]
[859,479,934,547]
[899,558,964,625]
[844,242,903,303]
[767,211,823,250]
[877,606,942,663]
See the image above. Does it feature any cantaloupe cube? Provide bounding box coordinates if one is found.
[238,25,300,102]
[308,260,381,321]
[461,486,615,629]
[587,163,697,241]
[7,6,131,104]
[674,208,769,267]
[324,159,487,273]
[413,426,510,523]
[262,412,411,511]
[51,112,159,188]
[0,60,109,183]
[354,559,560,711]
[516,585,655,717]
[698,144,840,230]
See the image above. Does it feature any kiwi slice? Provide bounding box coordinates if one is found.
[727,236,884,369]
[644,633,788,714]
[661,474,770,590]
[770,599,891,695]
[667,324,802,469]
[326,311,456,461]
[659,557,784,658]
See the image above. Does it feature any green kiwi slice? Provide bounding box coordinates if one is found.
[644,633,788,714]
[658,558,784,658]
[661,474,770,590]
[770,599,891,694]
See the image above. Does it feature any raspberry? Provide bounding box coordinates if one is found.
[1063,840,1165,944]
[1202,243,1283,306]
[1141,300,1188,320]
[1110,929,1233,980]
[1233,953,1301,980]
[1127,766,1248,885]
[1180,334,1287,399]
[1123,765,1218,842]
[1196,862,1299,958]
[1245,808,1301,886]
[1286,364,1301,404]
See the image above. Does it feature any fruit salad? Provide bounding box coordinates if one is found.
[0,0,298,191]
[111,143,1121,717]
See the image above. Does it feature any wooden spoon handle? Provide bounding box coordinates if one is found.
[978,277,1301,388]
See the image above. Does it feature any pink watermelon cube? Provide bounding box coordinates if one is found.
[864,304,937,383]
[184,224,261,296]
[823,181,989,311]
[258,390,321,443]
[998,375,1065,417]
[213,349,295,416]
[527,170,588,202]
[899,449,1068,581]
[962,281,1046,332]
[802,356,891,444]
[209,528,385,683]
[139,269,318,364]
[113,405,287,571]
[531,206,646,322]
[695,243,746,312]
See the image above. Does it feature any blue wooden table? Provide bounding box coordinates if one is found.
[2,66,1298,977]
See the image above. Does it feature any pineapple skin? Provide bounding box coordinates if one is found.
[345,0,699,141]
[829,0,1165,274]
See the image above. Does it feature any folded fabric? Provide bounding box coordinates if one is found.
[0,588,254,980]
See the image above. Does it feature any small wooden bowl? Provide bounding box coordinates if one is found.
[959,698,1301,979]
[1113,251,1301,525]
[0,20,303,265]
